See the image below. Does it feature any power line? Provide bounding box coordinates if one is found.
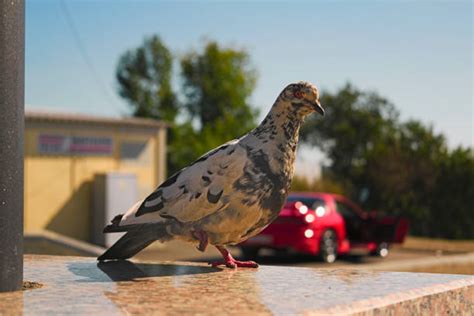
[59,0,118,109]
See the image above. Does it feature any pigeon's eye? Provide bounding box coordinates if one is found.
[294,90,304,99]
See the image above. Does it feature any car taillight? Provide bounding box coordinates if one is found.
[304,213,315,223]
[315,206,326,217]
[304,229,314,238]
[295,202,308,214]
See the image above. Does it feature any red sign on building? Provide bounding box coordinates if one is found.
[38,135,113,155]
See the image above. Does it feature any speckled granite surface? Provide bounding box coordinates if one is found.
[0,255,472,315]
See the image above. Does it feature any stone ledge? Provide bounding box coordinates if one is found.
[25,230,105,257]
[0,255,472,315]
[329,252,474,276]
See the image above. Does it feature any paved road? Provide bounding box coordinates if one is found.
[136,240,447,269]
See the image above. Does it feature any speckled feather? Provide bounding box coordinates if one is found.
[101,81,323,255]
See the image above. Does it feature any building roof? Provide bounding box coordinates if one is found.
[26,110,169,129]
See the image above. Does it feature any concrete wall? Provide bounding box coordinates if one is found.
[24,117,167,241]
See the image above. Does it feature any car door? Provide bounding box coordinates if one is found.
[334,200,370,242]
[370,215,410,244]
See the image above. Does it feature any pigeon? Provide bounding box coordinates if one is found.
[98,81,324,268]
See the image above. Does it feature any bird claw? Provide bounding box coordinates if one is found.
[192,230,208,252]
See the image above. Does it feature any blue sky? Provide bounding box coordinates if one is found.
[26,0,472,153]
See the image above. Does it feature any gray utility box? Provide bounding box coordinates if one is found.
[92,173,138,247]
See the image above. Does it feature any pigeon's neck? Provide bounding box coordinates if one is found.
[245,99,304,191]
[252,99,305,149]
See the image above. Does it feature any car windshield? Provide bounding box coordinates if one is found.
[286,196,325,210]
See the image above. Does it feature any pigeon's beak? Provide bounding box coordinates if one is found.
[313,100,325,116]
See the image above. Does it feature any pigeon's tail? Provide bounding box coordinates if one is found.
[102,214,128,233]
[98,224,171,261]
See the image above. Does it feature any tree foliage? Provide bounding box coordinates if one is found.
[429,147,474,239]
[116,38,258,173]
[180,41,258,133]
[301,84,474,239]
[116,36,178,122]
[301,84,399,187]
[168,42,259,171]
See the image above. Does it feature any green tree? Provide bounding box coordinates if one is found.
[181,41,258,133]
[429,147,474,239]
[301,83,399,197]
[301,84,474,239]
[363,121,447,235]
[171,41,259,170]
[116,35,178,122]
[116,37,259,173]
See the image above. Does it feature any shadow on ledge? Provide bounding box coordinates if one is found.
[68,260,222,282]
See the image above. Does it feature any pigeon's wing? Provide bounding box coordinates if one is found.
[119,140,247,226]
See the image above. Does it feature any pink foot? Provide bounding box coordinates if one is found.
[209,259,259,268]
[209,246,259,268]
[192,230,208,252]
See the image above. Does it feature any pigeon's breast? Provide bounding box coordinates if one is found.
[186,146,291,245]
[213,146,291,244]
[234,145,292,213]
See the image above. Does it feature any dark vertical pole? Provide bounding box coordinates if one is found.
[0,0,24,292]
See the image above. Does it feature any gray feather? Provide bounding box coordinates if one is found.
[98,224,171,261]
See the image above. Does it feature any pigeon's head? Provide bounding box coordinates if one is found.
[281,81,324,116]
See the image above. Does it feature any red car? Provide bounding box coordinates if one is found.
[240,192,409,263]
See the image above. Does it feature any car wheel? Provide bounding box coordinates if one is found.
[319,230,338,263]
[240,247,260,259]
[371,242,389,258]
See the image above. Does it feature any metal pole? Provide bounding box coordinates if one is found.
[0,0,24,292]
